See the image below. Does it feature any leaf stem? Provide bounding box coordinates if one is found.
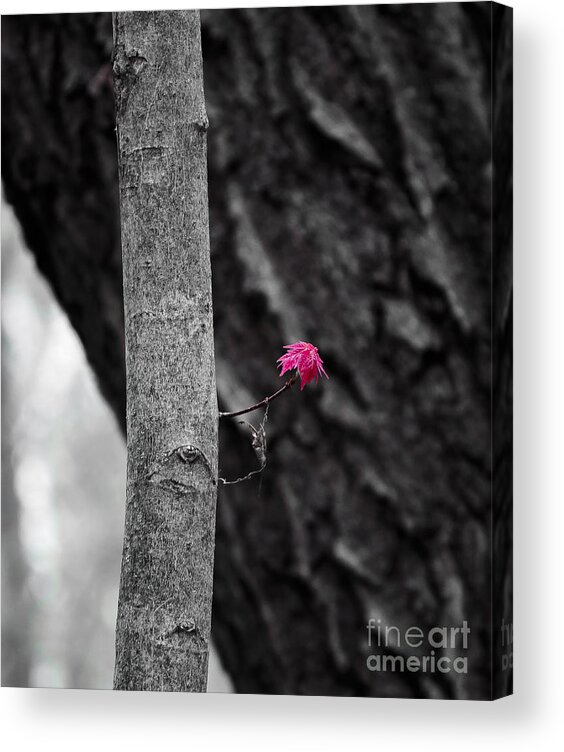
[219,374,297,419]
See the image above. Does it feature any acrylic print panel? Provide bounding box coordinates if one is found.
[1,2,513,699]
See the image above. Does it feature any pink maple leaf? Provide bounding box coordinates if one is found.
[277,341,329,391]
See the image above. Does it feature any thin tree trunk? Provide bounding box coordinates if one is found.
[112,10,217,692]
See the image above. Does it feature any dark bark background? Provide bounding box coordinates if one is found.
[1,2,512,699]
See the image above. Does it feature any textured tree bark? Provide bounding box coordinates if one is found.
[2,4,504,698]
[112,10,217,692]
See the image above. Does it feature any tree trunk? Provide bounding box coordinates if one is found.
[112,10,217,692]
[2,4,498,698]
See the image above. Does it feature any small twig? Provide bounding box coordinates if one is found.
[219,374,297,419]
[219,406,269,485]
[219,463,266,486]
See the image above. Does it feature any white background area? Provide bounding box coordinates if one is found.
[1,0,563,749]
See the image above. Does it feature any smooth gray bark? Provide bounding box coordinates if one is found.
[112,10,217,692]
